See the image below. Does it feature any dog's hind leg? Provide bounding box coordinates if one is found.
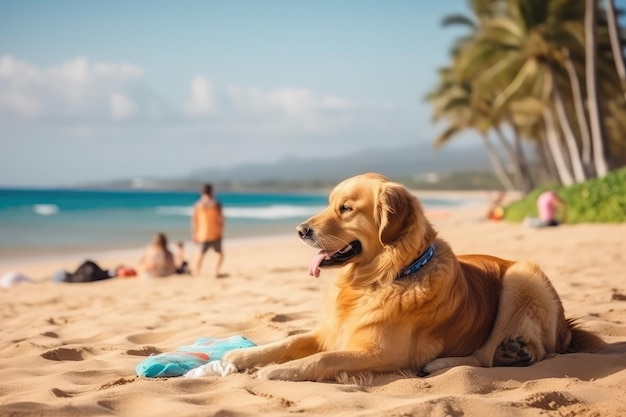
[424,261,566,374]
[492,337,535,366]
[467,261,565,367]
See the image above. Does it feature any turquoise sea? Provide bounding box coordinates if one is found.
[0,188,468,260]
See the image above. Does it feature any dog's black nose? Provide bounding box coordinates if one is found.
[297,223,313,240]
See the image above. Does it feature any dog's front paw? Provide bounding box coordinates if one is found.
[256,364,304,381]
[422,358,450,374]
[222,348,258,372]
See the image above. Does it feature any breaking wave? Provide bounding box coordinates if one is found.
[33,204,59,216]
[156,205,323,220]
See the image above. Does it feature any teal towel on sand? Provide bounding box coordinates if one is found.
[135,335,256,378]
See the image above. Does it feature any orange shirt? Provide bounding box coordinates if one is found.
[194,201,224,241]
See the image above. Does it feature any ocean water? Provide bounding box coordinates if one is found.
[0,188,468,260]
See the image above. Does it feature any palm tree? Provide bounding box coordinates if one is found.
[561,48,594,173]
[546,63,587,182]
[605,100,626,167]
[453,0,587,185]
[433,0,542,192]
[543,103,576,185]
[585,0,609,177]
[426,67,517,191]
[605,0,626,101]
[429,0,626,191]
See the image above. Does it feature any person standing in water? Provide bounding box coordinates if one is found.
[191,183,225,277]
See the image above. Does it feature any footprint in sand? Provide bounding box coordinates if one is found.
[125,346,162,356]
[51,388,75,398]
[41,347,85,361]
[286,329,308,336]
[253,312,309,323]
[98,377,137,391]
[46,316,70,325]
[244,387,295,408]
[611,291,626,301]
[270,314,292,323]
[126,331,176,344]
[217,312,309,333]
[525,391,579,411]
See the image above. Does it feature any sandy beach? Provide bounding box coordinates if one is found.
[1,200,625,417]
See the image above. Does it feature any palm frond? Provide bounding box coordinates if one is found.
[487,17,526,39]
[492,59,539,112]
[434,125,463,148]
[510,97,545,115]
[441,14,476,28]
[442,96,471,112]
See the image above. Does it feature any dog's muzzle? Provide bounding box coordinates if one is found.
[297,223,313,241]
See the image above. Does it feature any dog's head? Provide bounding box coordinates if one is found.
[298,173,435,285]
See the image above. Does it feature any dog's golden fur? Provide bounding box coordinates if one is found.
[223,173,604,381]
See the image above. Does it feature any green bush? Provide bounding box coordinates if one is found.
[504,167,626,223]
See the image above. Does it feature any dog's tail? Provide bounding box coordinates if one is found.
[566,318,606,353]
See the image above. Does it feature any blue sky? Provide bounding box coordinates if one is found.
[1,0,620,186]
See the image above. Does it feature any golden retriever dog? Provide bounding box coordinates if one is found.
[223,173,604,381]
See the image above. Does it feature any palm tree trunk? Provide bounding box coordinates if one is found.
[493,126,526,191]
[481,133,516,191]
[585,0,610,177]
[494,124,533,193]
[510,123,534,192]
[536,139,559,184]
[562,48,594,173]
[543,107,575,186]
[549,67,587,183]
[605,0,626,102]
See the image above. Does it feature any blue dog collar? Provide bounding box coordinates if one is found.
[397,243,435,279]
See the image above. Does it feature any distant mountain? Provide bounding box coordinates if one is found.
[84,143,495,190]
[188,143,490,184]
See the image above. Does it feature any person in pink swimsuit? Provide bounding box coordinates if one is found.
[536,190,566,226]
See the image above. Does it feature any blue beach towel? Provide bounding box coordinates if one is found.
[135,335,256,378]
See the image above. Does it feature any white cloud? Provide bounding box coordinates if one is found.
[0,55,39,80]
[184,76,215,116]
[0,54,145,120]
[110,92,137,120]
[321,95,352,109]
[93,62,145,78]
[0,55,395,143]
[47,57,90,84]
[223,84,388,118]
[266,88,315,116]
[227,86,267,113]
[0,92,40,117]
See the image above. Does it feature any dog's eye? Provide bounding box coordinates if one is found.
[339,204,352,213]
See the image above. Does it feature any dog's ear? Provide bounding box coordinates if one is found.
[376,183,418,245]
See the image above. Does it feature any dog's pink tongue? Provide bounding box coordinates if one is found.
[309,251,328,278]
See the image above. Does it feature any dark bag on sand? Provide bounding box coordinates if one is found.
[63,260,112,283]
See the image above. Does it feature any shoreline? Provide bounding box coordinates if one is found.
[0,190,492,276]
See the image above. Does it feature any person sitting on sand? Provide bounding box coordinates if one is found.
[138,232,177,277]
[486,191,506,222]
[175,241,190,274]
[524,190,567,228]
[52,260,131,283]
